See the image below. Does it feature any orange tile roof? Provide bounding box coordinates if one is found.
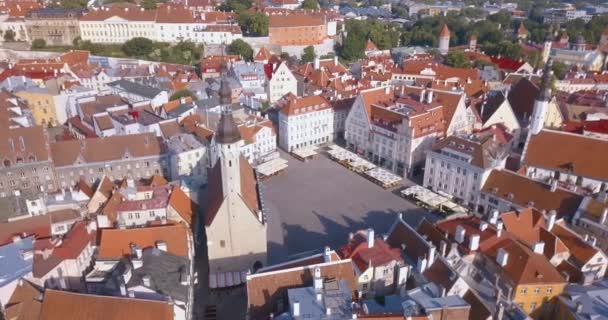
[39,290,174,320]
[246,259,357,319]
[97,224,190,259]
[4,279,43,320]
[254,46,273,62]
[524,130,608,181]
[482,169,583,218]
[552,222,599,265]
[280,95,331,116]
[269,14,324,28]
[439,24,450,37]
[168,185,197,225]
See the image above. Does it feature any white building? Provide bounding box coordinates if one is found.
[423,134,509,209]
[0,16,29,42]
[267,62,297,103]
[345,86,445,176]
[278,95,334,152]
[167,133,209,187]
[205,80,267,273]
[79,5,242,45]
[238,118,277,165]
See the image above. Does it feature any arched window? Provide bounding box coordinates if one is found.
[229,160,232,167]
[3,159,11,167]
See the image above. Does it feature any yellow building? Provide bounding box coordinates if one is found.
[544,97,564,129]
[15,88,58,127]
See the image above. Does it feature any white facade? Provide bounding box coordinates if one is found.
[423,137,507,207]
[0,17,29,42]
[267,63,297,103]
[278,103,334,152]
[168,134,209,187]
[79,16,156,44]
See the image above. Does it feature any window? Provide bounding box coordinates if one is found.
[220,240,226,248]
[530,303,537,311]
[546,287,553,295]
[534,287,540,295]
[520,287,527,295]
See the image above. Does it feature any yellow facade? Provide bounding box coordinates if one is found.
[15,91,58,127]
[544,97,564,129]
[513,283,567,318]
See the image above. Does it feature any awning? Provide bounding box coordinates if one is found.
[209,271,248,289]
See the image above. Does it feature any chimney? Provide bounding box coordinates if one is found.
[334,56,338,66]
[533,241,545,254]
[142,274,152,287]
[367,228,375,248]
[428,245,436,266]
[439,240,447,257]
[496,248,509,267]
[584,234,589,242]
[455,225,466,243]
[292,301,300,317]
[314,58,320,70]
[575,301,583,313]
[314,267,323,291]
[469,234,480,251]
[600,208,608,224]
[489,209,499,225]
[547,210,556,231]
[119,284,127,296]
[316,293,323,302]
[156,241,167,252]
[326,307,332,316]
[426,90,433,104]
[324,246,331,263]
[550,179,558,192]
[479,221,488,231]
[420,89,426,103]
[589,236,597,247]
[417,256,428,273]
[439,285,447,297]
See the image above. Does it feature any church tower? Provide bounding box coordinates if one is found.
[542,30,553,64]
[204,64,267,274]
[438,24,450,55]
[522,59,553,161]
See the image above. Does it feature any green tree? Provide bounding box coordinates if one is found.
[444,51,471,68]
[48,0,87,8]
[552,61,567,80]
[228,39,253,60]
[280,52,290,61]
[301,46,316,63]
[301,0,319,9]
[3,30,15,42]
[31,39,47,49]
[237,12,268,36]
[340,31,365,61]
[217,0,252,12]
[170,89,198,101]
[142,0,158,10]
[122,37,155,57]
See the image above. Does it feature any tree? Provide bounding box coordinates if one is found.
[552,61,567,80]
[237,12,268,36]
[31,39,46,49]
[228,39,253,60]
[444,51,471,68]
[217,0,252,12]
[301,46,316,63]
[340,31,365,61]
[280,52,290,61]
[170,89,198,101]
[3,30,15,42]
[122,37,155,57]
[301,0,319,9]
[48,0,87,8]
[142,0,158,10]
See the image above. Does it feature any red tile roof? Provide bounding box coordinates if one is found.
[97,224,190,259]
[337,230,403,272]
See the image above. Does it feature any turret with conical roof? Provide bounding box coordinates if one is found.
[438,24,450,55]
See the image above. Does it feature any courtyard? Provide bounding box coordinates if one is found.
[262,150,437,264]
